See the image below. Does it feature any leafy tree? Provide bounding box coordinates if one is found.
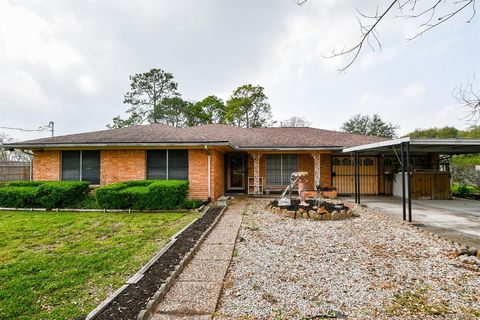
[341,114,398,138]
[108,68,179,128]
[185,95,226,126]
[281,116,312,127]
[161,96,191,127]
[224,84,273,128]
[407,126,460,139]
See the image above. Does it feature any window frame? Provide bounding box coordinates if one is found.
[265,154,298,186]
[146,149,189,181]
[61,150,100,184]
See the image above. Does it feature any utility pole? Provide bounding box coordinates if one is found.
[49,121,54,137]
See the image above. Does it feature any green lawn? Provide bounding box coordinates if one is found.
[0,210,198,320]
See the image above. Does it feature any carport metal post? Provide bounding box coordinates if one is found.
[353,152,358,203]
[401,142,406,221]
[406,141,412,222]
[356,152,361,204]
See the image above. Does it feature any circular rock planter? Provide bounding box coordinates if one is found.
[268,199,359,221]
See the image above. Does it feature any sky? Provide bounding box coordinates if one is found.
[0,0,479,142]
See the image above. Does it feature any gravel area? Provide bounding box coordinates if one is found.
[215,198,480,320]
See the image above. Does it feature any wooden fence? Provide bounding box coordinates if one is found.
[0,161,32,182]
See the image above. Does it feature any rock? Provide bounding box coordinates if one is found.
[312,213,321,220]
[317,206,328,214]
[468,247,478,256]
[459,255,480,265]
[457,247,469,256]
[323,212,331,221]
[331,211,339,221]
[303,212,309,219]
[298,208,305,214]
[478,250,480,259]
[346,210,353,217]
[286,210,295,218]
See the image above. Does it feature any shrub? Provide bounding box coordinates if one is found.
[95,180,189,209]
[456,186,471,197]
[36,181,90,209]
[0,186,37,208]
[6,181,49,187]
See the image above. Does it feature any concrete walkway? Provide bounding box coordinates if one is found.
[341,196,480,248]
[150,198,244,320]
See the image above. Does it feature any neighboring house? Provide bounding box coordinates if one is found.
[5,124,441,200]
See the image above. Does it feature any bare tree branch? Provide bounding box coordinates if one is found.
[296,0,477,72]
[454,75,480,124]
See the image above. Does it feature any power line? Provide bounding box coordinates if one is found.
[0,121,55,137]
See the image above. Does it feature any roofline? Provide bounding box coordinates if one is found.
[342,137,480,153]
[342,137,409,153]
[3,141,234,149]
[236,146,344,151]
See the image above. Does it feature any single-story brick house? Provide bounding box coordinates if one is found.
[6,124,443,200]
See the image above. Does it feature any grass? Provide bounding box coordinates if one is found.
[0,210,198,320]
[386,287,449,316]
[451,184,480,194]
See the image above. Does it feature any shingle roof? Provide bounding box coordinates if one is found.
[5,123,389,149]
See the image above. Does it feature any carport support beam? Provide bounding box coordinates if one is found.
[406,141,412,222]
[356,152,361,205]
[353,152,358,203]
[401,142,406,221]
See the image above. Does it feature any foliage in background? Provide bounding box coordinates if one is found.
[341,113,399,138]
[224,84,274,128]
[108,68,179,128]
[280,116,312,127]
[0,133,32,162]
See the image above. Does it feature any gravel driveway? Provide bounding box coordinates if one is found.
[215,198,480,320]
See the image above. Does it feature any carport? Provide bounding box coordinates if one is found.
[343,138,480,222]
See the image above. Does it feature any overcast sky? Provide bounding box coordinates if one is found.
[1,0,479,141]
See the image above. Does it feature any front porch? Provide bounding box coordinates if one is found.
[224,151,332,196]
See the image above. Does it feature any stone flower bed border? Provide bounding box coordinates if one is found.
[268,199,360,221]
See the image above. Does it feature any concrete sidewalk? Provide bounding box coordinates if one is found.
[342,196,480,248]
[150,199,244,320]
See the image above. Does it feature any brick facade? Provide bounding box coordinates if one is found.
[100,150,146,185]
[188,149,225,200]
[33,150,60,181]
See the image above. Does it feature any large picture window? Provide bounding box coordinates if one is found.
[147,150,188,180]
[61,150,100,184]
[266,154,298,185]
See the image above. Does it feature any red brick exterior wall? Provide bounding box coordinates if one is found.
[188,149,225,200]
[100,150,146,185]
[320,153,332,188]
[211,150,225,200]
[33,150,60,181]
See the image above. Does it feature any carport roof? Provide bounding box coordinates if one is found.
[342,137,480,155]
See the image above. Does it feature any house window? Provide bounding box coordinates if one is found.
[61,150,100,184]
[332,157,340,166]
[146,150,188,180]
[266,154,298,185]
[341,158,351,166]
[363,158,374,166]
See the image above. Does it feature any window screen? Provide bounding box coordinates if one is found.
[168,150,188,180]
[62,151,81,181]
[266,154,298,185]
[82,151,100,184]
[147,150,167,180]
[282,155,297,185]
[266,155,281,185]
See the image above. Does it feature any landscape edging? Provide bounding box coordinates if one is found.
[136,205,229,320]
[84,204,211,320]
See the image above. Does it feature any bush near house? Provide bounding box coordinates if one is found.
[95,180,189,210]
[0,181,90,209]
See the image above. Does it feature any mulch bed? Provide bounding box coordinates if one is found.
[89,206,224,320]
[270,199,348,213]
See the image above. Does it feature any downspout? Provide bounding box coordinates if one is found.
[204,145,211,201]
